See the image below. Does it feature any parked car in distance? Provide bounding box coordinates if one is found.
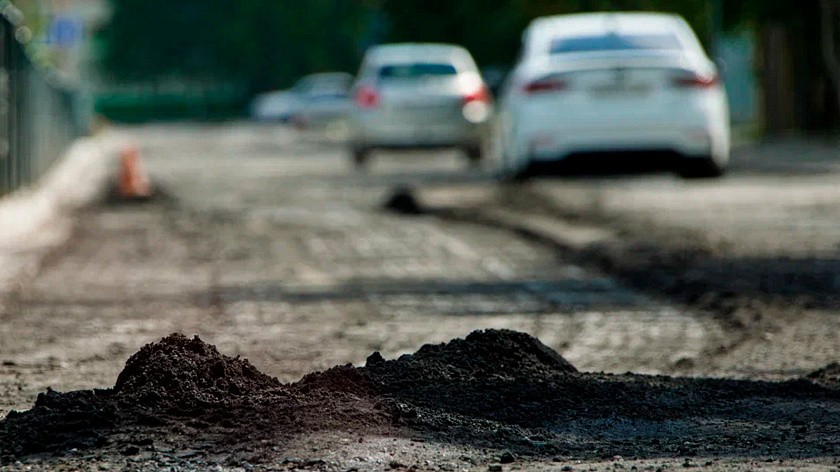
[249,90,300,123]
[348,43,493,167]
[498,12,730,178]
[290,72,354,131]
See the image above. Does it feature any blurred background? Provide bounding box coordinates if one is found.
[7,0,837,130]
[0,0,834,196]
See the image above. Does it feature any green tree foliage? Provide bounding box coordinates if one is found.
[99,0,718,90]
[99,0,368,92]
[97,0,835,127]
[381,0,713,66]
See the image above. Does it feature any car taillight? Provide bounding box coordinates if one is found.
[463,84,491,104]
[462,84,493,123]
[673,73,719,89]
[523,78,568,94]
[355,86,379,109]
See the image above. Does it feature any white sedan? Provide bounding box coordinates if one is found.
[498,12,730,178]
[348,43,493,167]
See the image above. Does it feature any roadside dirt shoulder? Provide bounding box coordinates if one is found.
[0,131,124,304]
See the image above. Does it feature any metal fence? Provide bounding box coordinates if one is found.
[0,4,87,197]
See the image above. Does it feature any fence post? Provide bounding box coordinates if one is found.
[0,3,86,198]
[0,17,9,195]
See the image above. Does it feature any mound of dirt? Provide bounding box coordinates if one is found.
[113,334,281,411]
[362,330,585,433]
[0,389,116,458]
[0,334,389,461]
[365,329,576,385]
[295,364,375,395]
[3,330,840,465]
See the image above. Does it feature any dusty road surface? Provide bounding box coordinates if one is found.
[1,124,839,471]
[419,136,840,380]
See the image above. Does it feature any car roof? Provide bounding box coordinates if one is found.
[528,12,684,37]
[522,12,703,58]
[362,43,476,68]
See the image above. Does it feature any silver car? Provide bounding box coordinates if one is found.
[249,90,300,123]
[290,72,354,130]
[348,43,493,167]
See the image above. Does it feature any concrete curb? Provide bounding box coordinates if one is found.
[0,130,126,297]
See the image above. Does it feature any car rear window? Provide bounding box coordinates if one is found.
[550,33,683,54]
[378,63,458,80]
[309,82,349,97]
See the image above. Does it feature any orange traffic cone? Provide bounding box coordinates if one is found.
[116,145,152,199]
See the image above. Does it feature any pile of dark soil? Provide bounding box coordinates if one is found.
[0,334,390,461]
[113,333,281,411]
[2,330,840,464]
[364,329,581,427]
[362,331,840,458]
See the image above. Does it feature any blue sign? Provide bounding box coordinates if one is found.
[48,16,84,48]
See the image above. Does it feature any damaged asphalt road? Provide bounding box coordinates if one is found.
[1,125,839,470]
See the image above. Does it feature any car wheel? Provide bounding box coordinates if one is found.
[352,147,370,168]
[678,156,725,179]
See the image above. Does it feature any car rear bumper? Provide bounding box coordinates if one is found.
[524,125,726,160]
[350,113,484,149]
[504,85,731,166]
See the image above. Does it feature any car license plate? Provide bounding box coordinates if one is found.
[590,82,652,97]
